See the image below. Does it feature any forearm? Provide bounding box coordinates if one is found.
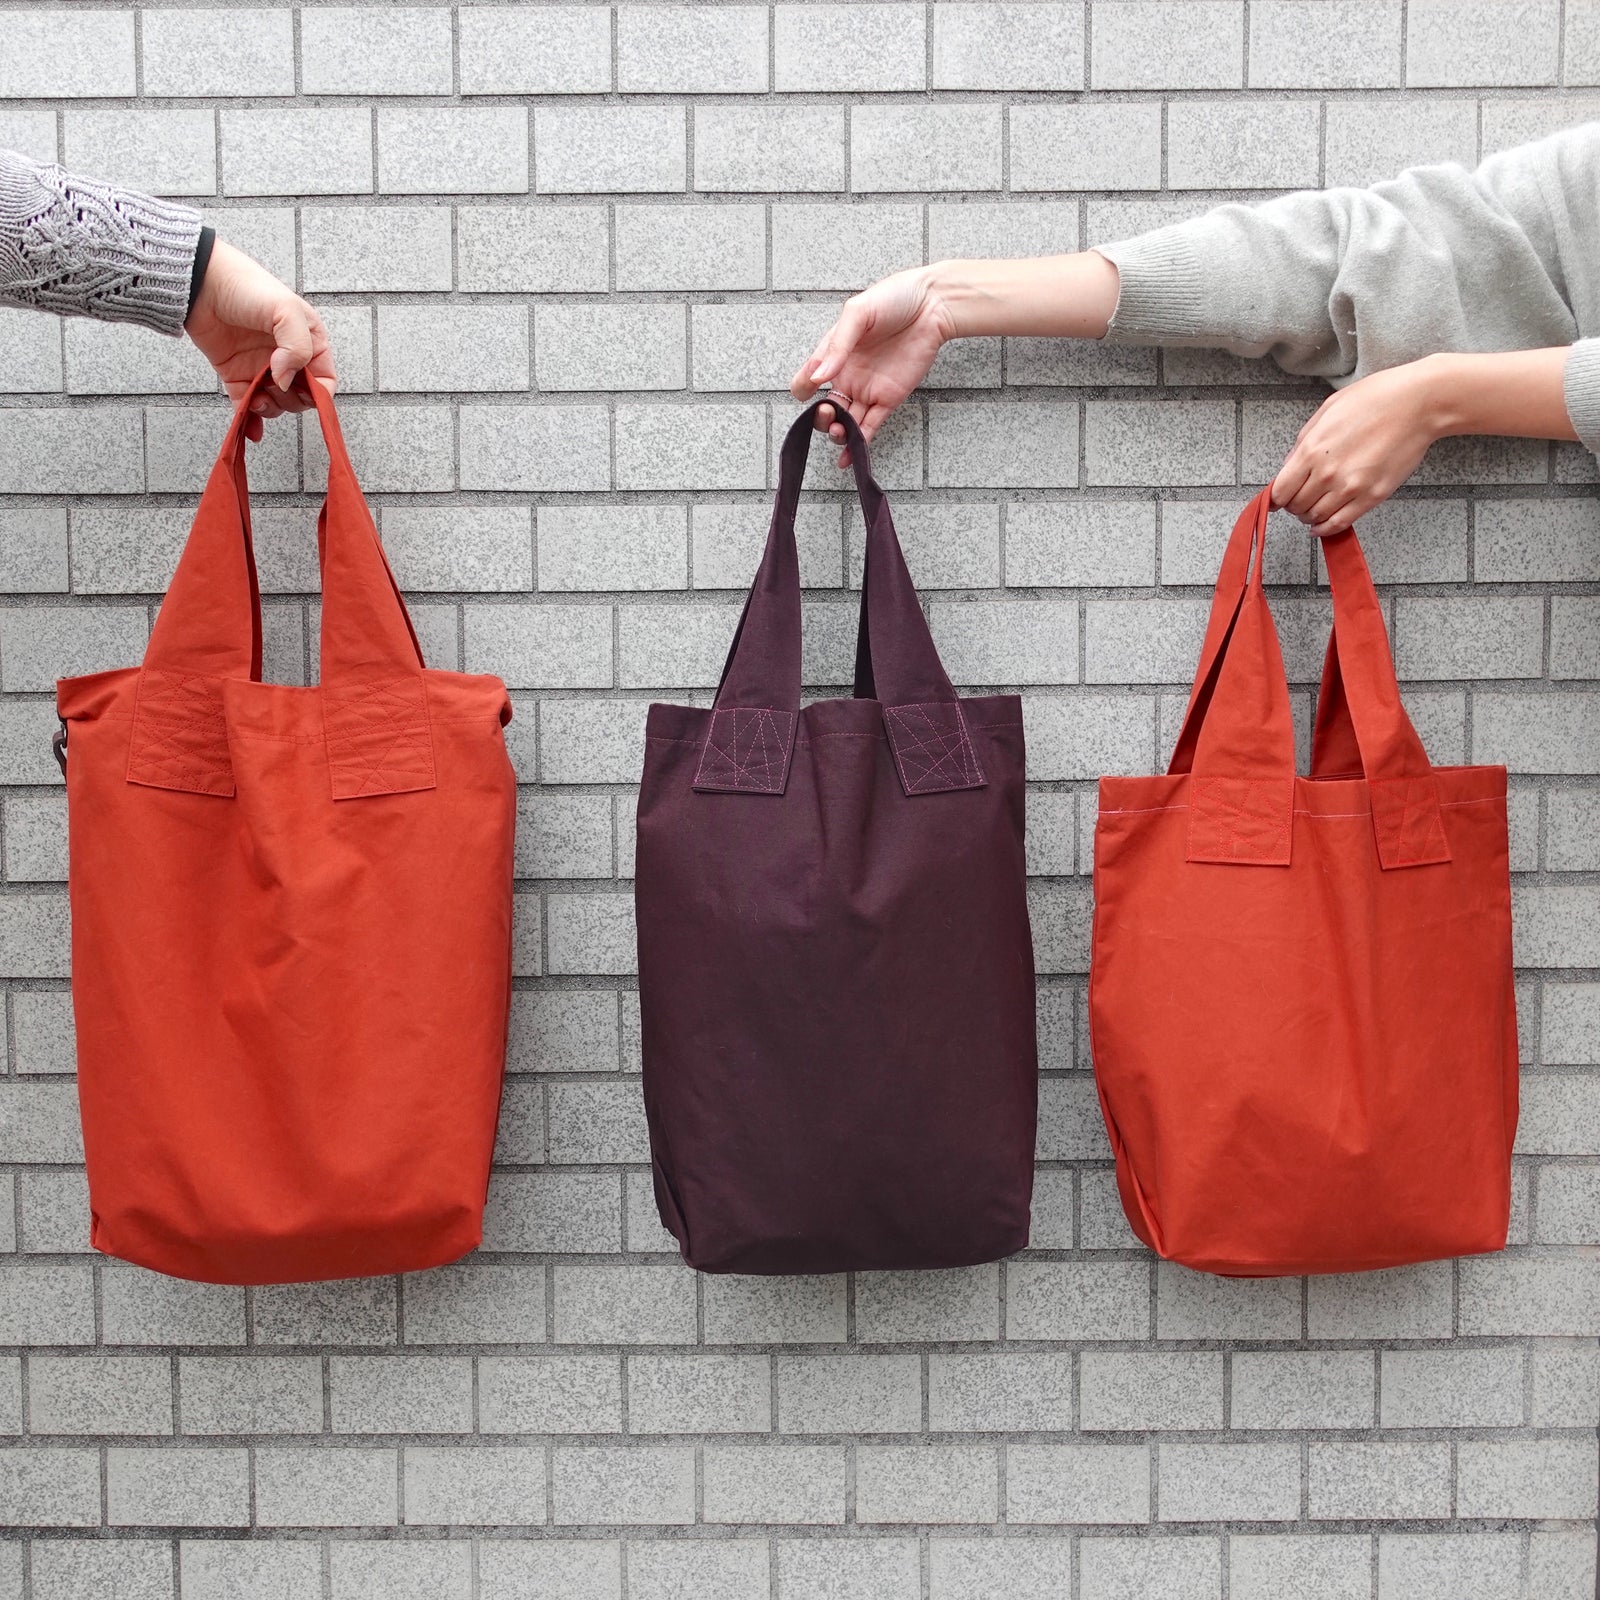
[926,252,1121,342]
[0,149,202,335]
[1419,348,1577,443]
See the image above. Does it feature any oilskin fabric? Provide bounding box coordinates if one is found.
[1090,489,1517,1276]
[635,403,1037,1275]
[57,369,517,1285]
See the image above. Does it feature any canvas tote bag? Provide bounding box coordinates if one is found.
[1091,488,1517,1276]
[56,369,517,1284]
[635,402,1037,1274]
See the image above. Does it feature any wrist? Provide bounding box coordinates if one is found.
[1410,352,1469,440]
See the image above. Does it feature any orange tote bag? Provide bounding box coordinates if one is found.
[56,370,517,1284]
[1090,489,1516,1276]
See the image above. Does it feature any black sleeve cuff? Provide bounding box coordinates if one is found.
[185,226,217,323]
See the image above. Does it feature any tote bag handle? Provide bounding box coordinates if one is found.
[693,401,984,798]
[1168,488,1450,870]
[127,366,436,802]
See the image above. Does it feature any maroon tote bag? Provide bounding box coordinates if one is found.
[635,403,1037,1275]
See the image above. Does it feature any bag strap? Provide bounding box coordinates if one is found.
[1170,489,1449,870]
[694,402,983,798]
[128,367,436,802]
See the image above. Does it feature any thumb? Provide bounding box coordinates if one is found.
[268,298,316,391]
[803,298,871,391]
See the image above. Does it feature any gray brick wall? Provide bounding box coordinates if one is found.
[0,2,1597,1595]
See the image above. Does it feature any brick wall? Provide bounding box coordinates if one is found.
[1,3,1598,1596]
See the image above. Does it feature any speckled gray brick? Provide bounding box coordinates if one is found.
[536,306,685,393]
[772,204,924,292]
[458,205,608,293]
[1171,95,1323,189]
[1231,1535,1371,1600]
[0,1265,90,1346]
[1461,1255,1600,1335]
[1006,501,1154,588]
[616,405,766,492]
[931,2,1083,87]
[1080,1352,1223,1432]
[1012,103,1162,192]
[376,307,528,394]
[929,402,1077,489]
[480,1355,622,1434]
[32,1356,173,1436]
[62,108,214,196]
[478,1541,622,1599]
[1514,885,1600,966]
[255,1447,396,1526]
[0,107,56,162]
[1005,1444,1148,1525]
[1309,1442,1451,1521]
[1477,498,1600,580]
[302,208,452,293]
[483,1171,620,1254]
[1324,99,1478,188]
[1551,595,1600,679]
[616,205,767,292]
[0,308,62,396]
[1037,1072,1103,1159]
[851,104,1002,193]
[147,11,291,96]
[1086,401,1235,487]
[401,1265,546,1347]
[1161,1443,1300,1522]
[1379,1347,1525,1428]
[553,1445,696,1526]
[108,1446,249,1527]
[0,408,143,495]
[1232,1351,1375,1429]
[927,1353,1074,1431]
[692,306,835,393]
[1006,1263,1149,1342]
[179,1356,321,1435]
[536,701,650,787]
[0,1448,101,1526]
[330,1542,470,1600]
[1474,693,1600,774]
[0,1358,17,1434]
[1394,597,1543,680]
[460,405,610,493]
[629,1354,770,1434]
[702,1444,844,1525]
[777,1353,922,1433]
[1085,599,1206,685]
[777,1540,920,1600]
[928,202,1080,259]
[1025,791,1075,875]
[1078,1535,1222,1600]
[145,404,298,494]
[1157,1264,1300,1340]
[180,1541,321,1600]
[1531,1342,1600,1427]
[223,107,372,196]
[536,107,685,195]
[515,791,612,881]
[1249,1,1402,87]
[855,1266,1000,1343]
[1407,0,1559,85]
[1377,1533,1521,1600]
[1308,1262,1452,1340]
[695,105,845,193]
[1,10,135,96]
[774,3,925,90]
[29,1540,173,1600]
[619,6,768,93]
[929,600,1076,687]
[301,6,452,94]
[0,1079,79,1165]
[856,1445,997,1524]
[1536,1163,1600,1242]
[1092,1,1243,87]
[544,1080,646,1164]
[329,1356,471,1435]
[458,6,609,93]
[553,1264,695,1345]
[931,1538,1075,1599]
[404,1446,545,1525]
[1517,1073,1600,1153]
[252,1277,396,1348]
[547,893,639,977]
[627,1539,769,1600]
[1023,692,1155,779]
[701,1276,847,1345]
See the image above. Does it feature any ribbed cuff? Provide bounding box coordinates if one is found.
[100,186,205,336]
[1562,338,1600,457]
[1093,229,1210,346]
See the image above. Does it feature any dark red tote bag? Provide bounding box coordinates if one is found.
[635,403,1037,1274]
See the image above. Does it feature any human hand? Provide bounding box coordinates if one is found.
[184,238,337,442]
[789,266,955,467]
[1272,359,1443,537]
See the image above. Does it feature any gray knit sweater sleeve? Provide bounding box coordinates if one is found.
[1095,122,1600,452]
[0,149,203,336]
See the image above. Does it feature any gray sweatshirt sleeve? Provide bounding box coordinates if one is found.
[1095,123,1600,445]
[0,149,203,336]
